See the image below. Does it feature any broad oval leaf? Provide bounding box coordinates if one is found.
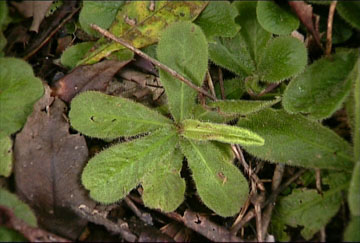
[69,91,173,139]
[157,21,208,122]
[61,42,95,69]
[0,57,43,136]
[195,1,240,39]
[142,148,185,212]
[256,1,299,35]
[344,216,360,241]
[179,139,249,217]
[273,173,350,240]
[237,109,354,170]
[208,97,281,116]
[80,1,207,65]
[79,1,124,37]
[258,36,307,83]
[0,188,37,227]
[82,129,178,203]
[336,2,360,30]
[0,134,12,177]
[283,49,359,119]
[181,119,264,146]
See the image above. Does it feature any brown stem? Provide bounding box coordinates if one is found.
[325,1,337,56]
[218,68,225,99]
[90,24,217,101]
[207,71,216,97]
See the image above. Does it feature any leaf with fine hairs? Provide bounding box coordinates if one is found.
[69,91,173,139]
[81,128,179,204]
[157,21,208,122]
[142,149,185,212]
[237,109,354,170]
[180,139,249,217]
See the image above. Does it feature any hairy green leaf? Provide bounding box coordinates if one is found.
[237,109,354,170]
[232,1,272,65]
[337,2,360,30]
[0,58,44,136]
[69,91,173,139]
[209,33,255,76]
[192,104,235,124]
[195,1,240,39]
[182,119,264,146]
[157,22,208,122]
[283,49,359,119]
[79,1,124,37]
[344,216,360,241]
[258,36,307,83]
[180,139,249,217]
[0,134,12,177]
[214,77,246,99]
[61,42,95,69]
[256,1,299,35]
[208,97,281,116]
[348,161,360,216]
[0,227,27,242]
[352,56,360,161]
[80,1,207,65]
[272,173,350,240]
[82,129,178,204]
[0,188,37,227]
[142,149,185,212]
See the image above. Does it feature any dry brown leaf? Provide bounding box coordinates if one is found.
[52,60,130,102]
[12,1,54,33]
[14,85,95,239]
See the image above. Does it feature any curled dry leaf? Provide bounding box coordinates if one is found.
[11,1,54,33]
[288,1,322,48]
[52,59,130,102]
[14,86,95,239]
[183,210,243,242]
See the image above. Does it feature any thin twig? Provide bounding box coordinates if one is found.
[124,196,153,225]
[231,196,252,234]
[230,169,306,234]
[232,145,265,191]
[315,168,323,195]
[72,204,137,242]
[218,68,225,99]
[258,83,280,97]
[253,192,265,242]
[90,24,217,101]
[207,71,216,97]
[325,1,337,56]
[262,164,285,238]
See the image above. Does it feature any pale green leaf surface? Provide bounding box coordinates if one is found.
[209,33,255,76]
[82,129,178,203]
[195,1,240,39]
[157,22,208,122]
[182,119,264,146]
[0,58,44,136]
[258,36,307,83]
[337,2,360,30]
[142,149,185,212]
[237,109,354,170]
[233,1,272,65]
[61,42,95,69]
[180,139,249,217]
[256,1,299,35]
[344,216,360,241]
[80,1,207,65]
[0,188,37,227]
[79,1,124,37]
[273,173,349,240]
[283,49,359,119]
[0,227,27,242]
[69,91,173,139]
[214,77,246,99]
[0,135,12,177]
[208,97,281,116]
[348,161,360,216]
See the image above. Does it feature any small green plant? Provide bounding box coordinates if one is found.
[69,22,266,217]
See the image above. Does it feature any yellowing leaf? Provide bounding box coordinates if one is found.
[80,1,208,65]
[0,134,12,177]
